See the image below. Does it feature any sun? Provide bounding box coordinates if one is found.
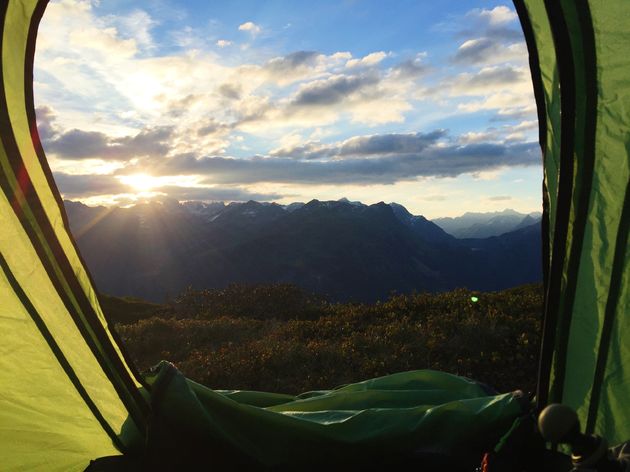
[119,173,160,192]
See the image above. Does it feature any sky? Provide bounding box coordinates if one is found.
[34,0,541,218]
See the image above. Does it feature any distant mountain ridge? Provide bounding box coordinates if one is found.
[64,199,542,302]
[433,209,542,238]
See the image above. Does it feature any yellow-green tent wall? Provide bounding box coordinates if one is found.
[515,0,630,446]
[0,1,148,469]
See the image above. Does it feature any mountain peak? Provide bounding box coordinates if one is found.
[63,198,541,302]
[338,197,363,207]
[388,202,413,219]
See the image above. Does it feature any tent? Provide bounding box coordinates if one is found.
[0,0,627,470]
[513,0,630,447]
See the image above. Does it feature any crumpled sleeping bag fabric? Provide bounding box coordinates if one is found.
[139,362,526,470]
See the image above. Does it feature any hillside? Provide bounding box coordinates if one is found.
[65,199,542,302]
[113,283,543,394]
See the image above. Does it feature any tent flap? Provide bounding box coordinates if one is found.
[0,1,148,469]
[516,0,630,445]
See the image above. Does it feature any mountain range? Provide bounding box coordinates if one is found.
[433,209,542,238]
[64,199,542,302]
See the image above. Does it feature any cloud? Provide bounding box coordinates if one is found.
[453,38,496,64]
[154,185,281,202]
[338,131,446,156]
[258,51,332,85]
[107,9,157,52]
[164,93,200,118]
[39,1,139,58]
[266,50,321,73]
[46,129,112,159]
[270,131,446,159]
[263,51,327,83]
[217,83,242,100]
[512,120,538,132]
[126,133,539,186]
[391,54,429,78]
[346,51,388,68]
[51,123,539,194]
[443,65,533,118]
[290,73,380,107]
[453,38,525,65]
[422,195,448,202]
[487,195,512,201]
[36,1,538,207]
[36,1,232,132]
[492,105,538,121]
[196,118,232,137]
[54,172,128,197]
[462,5,519,35]
[238,21,261,36]
[45,125,175,161]
[53,171,280,202]
[502,119,538,142]
[231,54,420,127]
[458,65,523,91]
[36,1,433,143]
[473,6,517,26]
[270,141,330,160]
[459,130,499,144]
[452,5,524,66]
[434,4,532,123]
[458,91,533,115]
[35,106,58,141]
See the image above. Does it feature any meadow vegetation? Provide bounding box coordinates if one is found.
[112,283,542,395]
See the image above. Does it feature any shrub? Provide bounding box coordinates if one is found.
[114,283,542,394]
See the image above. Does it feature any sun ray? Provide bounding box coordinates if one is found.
[118,173,161,192]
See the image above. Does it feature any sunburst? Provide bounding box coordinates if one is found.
[119,173,160,193]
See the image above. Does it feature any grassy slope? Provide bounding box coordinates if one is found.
[109,283,542,395]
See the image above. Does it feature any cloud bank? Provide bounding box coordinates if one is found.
[35,1,538,214]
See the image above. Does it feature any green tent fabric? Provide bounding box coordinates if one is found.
[0,0,148,469]
[1,0,629,470]
[140,362,525,470]
[515,0,630,446]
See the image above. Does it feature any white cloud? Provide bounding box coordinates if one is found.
[457,91,533,114]
[450,65,529,95]
[105,9,157,52]
[472,169,504,181]
[331,51,352,61]
[460,130,499,144]
[36,3,433,146]
[238,21,261,36]
[512,120,538,132]
[477,5,517,25]
[35,0,537,212]
[346,51,388,68]
[431,65,535,119]
[454,37,526,66]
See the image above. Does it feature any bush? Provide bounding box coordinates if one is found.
[114,283,542,395]
[169,283,330,321]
